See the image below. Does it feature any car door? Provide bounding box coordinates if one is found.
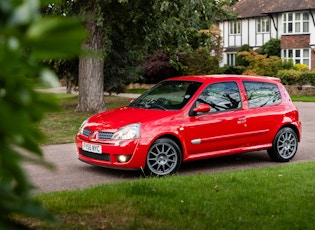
[184,81,249,156]
[241,81,283,146]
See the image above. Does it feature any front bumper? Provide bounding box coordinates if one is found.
[76,136,149,170]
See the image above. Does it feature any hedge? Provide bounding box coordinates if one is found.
[276,70,315,86]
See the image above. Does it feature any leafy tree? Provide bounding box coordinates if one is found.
[143,51,180,83]
[46,59,79,93]
[48,0,235,112]
[0,0,85,228]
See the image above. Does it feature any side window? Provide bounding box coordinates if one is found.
[197,82,241,113]
[243,81,281,108]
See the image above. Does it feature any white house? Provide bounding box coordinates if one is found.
[219,0,315,70]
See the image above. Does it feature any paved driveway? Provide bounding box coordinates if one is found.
[23,102,315,194]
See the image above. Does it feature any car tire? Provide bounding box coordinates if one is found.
[267,127,298,162]
[145,138,182,176]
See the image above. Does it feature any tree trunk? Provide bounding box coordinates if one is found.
[75,20,105,112]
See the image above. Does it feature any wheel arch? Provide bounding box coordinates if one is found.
[153,134,184,158]
[278,124,301,142]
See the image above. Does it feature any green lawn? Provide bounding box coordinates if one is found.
[290,95,315,102]
[19,161,315,229]
[38,94,131,145]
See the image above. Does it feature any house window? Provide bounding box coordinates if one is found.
[283,12,309,34]
[257,17,270,33]
[229,21,241,35]
[227,53,236,66]
[282,49,310,68]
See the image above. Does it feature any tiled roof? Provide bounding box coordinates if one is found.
[232,0,315,18]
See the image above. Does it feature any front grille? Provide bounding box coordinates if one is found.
[80,149,110,161]
[82,128,92,137]
[82,128,113,140]
[98,131,114,140]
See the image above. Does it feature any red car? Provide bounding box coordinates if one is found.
[76,75,302,176]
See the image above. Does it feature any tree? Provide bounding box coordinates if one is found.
[50,0,235,112]
[0,0,85,228]
[143,51,180,83]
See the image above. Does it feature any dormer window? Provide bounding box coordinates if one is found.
[283,12,309,34]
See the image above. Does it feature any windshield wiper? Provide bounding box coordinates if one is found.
[129,100,166,110]
[145,101,166,110]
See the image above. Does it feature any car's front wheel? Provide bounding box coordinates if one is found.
[267,127,298,162]
[145,138,182,176]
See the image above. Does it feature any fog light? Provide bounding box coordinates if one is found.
[117,155,131,163]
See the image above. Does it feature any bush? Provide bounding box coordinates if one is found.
[294,63,309,71]
[219,65,244,75]
[276,70,303,85]
[276,70,315,86]
[258,38,281,57]
[281,59,295,70]
[235,44,251,67]
[238,50,282,76]
[300,71,315,86]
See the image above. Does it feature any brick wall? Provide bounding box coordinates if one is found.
[281,35,310,49]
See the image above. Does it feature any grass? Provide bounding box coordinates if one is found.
[38,94,131,145]
[290,95,315,102]
[19,161,315,229]
[125,88,147,94]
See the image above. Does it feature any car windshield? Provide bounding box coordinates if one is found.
[129,80,202,110]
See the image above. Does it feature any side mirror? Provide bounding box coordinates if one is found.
[193,103,210,113]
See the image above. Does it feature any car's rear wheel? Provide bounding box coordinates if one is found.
[267,127,298,162]
[145,138,182,176]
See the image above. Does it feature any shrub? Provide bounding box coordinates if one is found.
[235,44,251,67]
[294,63,309,71]
[219,65,244,75]
[276,70,315,86]
[300,71,315,86]
[281,59,295,70]
[276,70,302,85]
[238,50,282,76]
[258,38,281,57]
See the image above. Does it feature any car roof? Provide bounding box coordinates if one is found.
[167,75,281,83]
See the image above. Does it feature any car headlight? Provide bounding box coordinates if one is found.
[112,123,140,140]
[78,119,87,134]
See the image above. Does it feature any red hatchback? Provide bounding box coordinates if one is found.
[76,75,302,176]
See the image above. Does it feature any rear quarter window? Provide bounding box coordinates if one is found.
[243,81,281,108]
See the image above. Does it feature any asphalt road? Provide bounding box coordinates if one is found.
[23,102,315,194]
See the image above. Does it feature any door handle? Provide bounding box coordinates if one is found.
[238,117,246,124]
